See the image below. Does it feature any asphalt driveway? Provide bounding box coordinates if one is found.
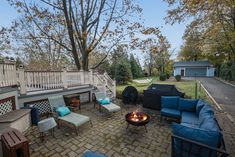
[198,77,235,121]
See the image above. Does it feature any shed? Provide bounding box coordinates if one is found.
[173,61,214,77]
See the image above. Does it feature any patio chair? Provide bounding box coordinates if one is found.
[48,95,92,135]
[94,92,121,114]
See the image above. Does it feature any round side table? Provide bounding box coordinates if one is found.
[38,117,57,141]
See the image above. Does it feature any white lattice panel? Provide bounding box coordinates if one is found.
[0,100,13,116]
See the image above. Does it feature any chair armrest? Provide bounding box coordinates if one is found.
[171,134,229,157]
[48,111,58,119]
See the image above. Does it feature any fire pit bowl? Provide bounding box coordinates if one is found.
[125,112,150,132]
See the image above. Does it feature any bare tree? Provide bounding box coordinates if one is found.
[8,0,142,71]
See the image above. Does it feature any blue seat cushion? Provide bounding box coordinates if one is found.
[56,106,71,117]
[161,96,179,109]
[178,98,198,112]
[196,99,205,115]
[181,122,198,128]
[181,112,199,126]
[172,122,221,148]
[199,117,220,132]
[161,108,181,119]
[83,151,107,157]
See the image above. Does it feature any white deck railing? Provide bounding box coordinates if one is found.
[0,62,116,97]
[0,62,17,87]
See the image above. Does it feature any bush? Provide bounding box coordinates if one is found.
[175,75,181,81]
[166,73,170,79]
[159,73,167,81]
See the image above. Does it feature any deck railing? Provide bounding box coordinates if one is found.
[0,62,115,97]
[0,62,17,87]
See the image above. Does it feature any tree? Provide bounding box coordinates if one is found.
[8,0,142,71]
[115,59,132,84]
[164,0,235,61]
[139,27,170,76]
[129,54,142,78]
[178,28,204,61]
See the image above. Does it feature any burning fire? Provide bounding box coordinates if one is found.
[130,112,147,122]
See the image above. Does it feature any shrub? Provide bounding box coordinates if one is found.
[166,73,170,79]
[175,75,181,81]
[159,73,167,81]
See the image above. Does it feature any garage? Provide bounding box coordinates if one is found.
[173,61,215,77]
[185,68,207,77]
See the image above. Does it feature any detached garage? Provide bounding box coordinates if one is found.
[173,61,215,77]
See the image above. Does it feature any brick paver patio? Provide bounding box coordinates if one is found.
[25,100,172,157]
[24,99,235,157]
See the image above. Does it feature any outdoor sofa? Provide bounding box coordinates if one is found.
[143,84,185,110]
[160,96,228,157]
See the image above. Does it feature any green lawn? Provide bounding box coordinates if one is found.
[116,77,209,101]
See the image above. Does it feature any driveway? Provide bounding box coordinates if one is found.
[198,77,235,121]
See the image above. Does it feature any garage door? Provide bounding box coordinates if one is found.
[185,68,207,77]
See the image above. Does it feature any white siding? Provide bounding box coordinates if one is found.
[207,67,215,77]
[174,67,181,76]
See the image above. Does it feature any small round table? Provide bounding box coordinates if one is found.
[38,117,57,141]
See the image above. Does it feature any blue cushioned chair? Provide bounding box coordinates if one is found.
[160,96,181,121]
[94,92,121,114]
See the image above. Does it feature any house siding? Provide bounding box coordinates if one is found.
[173,66,214,77]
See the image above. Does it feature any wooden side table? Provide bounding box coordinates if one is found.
[71,98,81,111]
[1,128,30,157]
[38,117,57,141]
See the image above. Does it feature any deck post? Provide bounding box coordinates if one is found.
[62,69,68,89]
[89,70,93,85]
[112,80,116,98]
[18,68,26,95]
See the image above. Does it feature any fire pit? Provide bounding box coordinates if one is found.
[125,112,150,132]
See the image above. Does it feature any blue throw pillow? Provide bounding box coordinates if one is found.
[161,96,179,109]
[172,122,221,148]
[56,106,71,117]
[178,98,198,112]
[196,99,205,115]
[101,98,110,105]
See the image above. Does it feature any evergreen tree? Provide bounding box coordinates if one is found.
[115,59,132,84]
[130,54,143,78]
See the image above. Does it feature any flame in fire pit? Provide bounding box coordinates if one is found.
[130,112,147,122]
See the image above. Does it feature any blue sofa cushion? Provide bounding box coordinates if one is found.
[199,105,214,124]
[161,108,181,119]
[196,99,206,115]
[161,96,179,109]
[83,151,107,157]
[200,117,220,132]
[178,98,198,112]
[172,122,221,148]
[181,112,199,126]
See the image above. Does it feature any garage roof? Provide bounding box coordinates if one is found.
[174,61,213,67]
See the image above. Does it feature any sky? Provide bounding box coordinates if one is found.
[0,0,191,62]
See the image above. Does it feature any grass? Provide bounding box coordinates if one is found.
[116,77,209,101]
